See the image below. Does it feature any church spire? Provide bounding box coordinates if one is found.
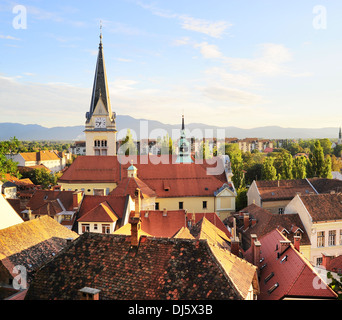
[86,25,112,121]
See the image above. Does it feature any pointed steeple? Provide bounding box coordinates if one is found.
[86,27,112,121]
[338,127,342,145]
[176,114,193,163]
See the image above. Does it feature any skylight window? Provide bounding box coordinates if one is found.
[264,272,274,284]
[260,263,267,270]
[281,255,288,263]
[268,283,279,294]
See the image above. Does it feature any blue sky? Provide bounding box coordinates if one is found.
[0,0,341,129]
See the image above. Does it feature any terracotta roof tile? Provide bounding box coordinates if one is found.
[58,155,227,197]
[0,216,78,283]
[228,204,310,251]
[256,179,316,201]
[25,233,247,300]
[244,229,337,300]
[298,193,342,222]
[77,195,128,221]
[77,201,119,223]
[308,178,342,194]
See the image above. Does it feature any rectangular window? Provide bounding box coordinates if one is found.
[278,208,284,214]
[316,257,323,266]
[155,202,159,210]
[102,224,110,234]
[82,224,90,233]
[317,231,325,247]
[203,201,207,209]
[94,224,98,230]
[328,230,336,246]
[340,230,342,245]
[179,202,184,210]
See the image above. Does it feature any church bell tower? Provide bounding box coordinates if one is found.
[85,28,117,156]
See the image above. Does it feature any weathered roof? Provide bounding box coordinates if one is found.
[298,193,342,222]
[307,178,342,194]
[0,216,78,283]
[229,204,311,250]
[26,190,76,213]
[255,179,317,201]
[25,233,247,300]
[244,229,337,300]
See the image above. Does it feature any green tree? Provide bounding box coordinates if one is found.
[21,168,57,189]
[119,129,137,156]
[292,156,307,179]
[262,157,277,181]
[275,151,293,180]
[160,134,174,155]
[319,138,332,155]
[327,272,342,300]
[310,140,325,177]
[322,155,333,179]
[236,187,248,211]
[223,143,245,189]
[333,145,342,158]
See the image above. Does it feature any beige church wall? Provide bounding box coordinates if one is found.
[155,197,215,213]
[59,182,117,195]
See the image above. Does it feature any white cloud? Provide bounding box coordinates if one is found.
[137,2,232,38]
[179,16,231,38]
[194,42,222,59]
[201,86,266,105]
[0,35,21,41]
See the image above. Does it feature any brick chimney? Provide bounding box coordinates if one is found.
[293,235,301,252]
[251,234,261,267]
[130,215,141,247]
[230,237,240,257]
[134,188,141,217]
[243,213,249,231]
[78,287,100,300]
[322,253,334,270]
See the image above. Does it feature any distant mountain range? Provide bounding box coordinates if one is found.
[0,115,339,141]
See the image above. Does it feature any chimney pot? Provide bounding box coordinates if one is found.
[293,235,301,252]
[322,253,334,270]
[78,287,100,300]
[230,237,240,257]
[130,216,141,246]
[243,213,249,231]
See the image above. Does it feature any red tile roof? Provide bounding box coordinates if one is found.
[77,195,129,228]
[77,201,119,223]
[298,193,342,222]
[228,204,310,250]
[58,155,228,198]
[26,190,76,215]
[255,179,316,201]
[245,229,337,300]
[307,178,342,194]
[109,176,156,199]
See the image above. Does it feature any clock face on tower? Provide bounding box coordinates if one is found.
[95,117,106,128]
